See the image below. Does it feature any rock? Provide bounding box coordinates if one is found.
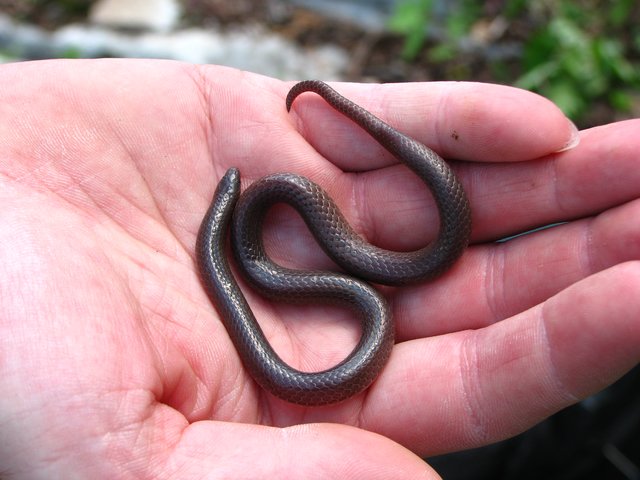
[0,11,349,80]
[89,0,181,32]
[52,23,347,80]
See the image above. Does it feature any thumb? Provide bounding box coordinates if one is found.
[162,421,438,479]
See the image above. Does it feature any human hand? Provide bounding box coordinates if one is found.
[0,59,638,479]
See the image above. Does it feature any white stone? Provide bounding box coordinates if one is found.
[89,0,181,32]
[0,12,348,80]
[51,23,348,80]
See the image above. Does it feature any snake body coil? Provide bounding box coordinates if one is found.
[196,81,471,406]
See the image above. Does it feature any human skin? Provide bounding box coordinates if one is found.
[0,59,638,479]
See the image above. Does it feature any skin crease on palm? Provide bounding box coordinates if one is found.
[0,59,638,479]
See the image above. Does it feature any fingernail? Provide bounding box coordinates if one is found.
[555,120,580,152]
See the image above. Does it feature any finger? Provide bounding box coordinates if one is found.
[468,119,640,241]
[147,420,438,479]
[361,262,640,456]
[286,81,578,170]
[316,119,639,256]
[395,195,640,338]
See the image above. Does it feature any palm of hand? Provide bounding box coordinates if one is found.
[1,60,638,478]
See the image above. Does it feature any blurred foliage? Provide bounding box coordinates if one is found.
[388,0,480,62]
[0,0,90,26]
[388,0,433,60]
[388,0,640,122]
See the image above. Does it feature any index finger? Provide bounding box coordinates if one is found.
[285,81,579,170]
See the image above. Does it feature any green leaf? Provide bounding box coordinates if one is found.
[609,90,633,111]
[388,0,433,60]
[388,0,432,35]
[609,0,635,27]
[547,80,586,119]
[515,61,559,90]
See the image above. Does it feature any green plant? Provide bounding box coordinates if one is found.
[388,0,640,123]
[387,0,433,60]
[515,2,640,120]
[388,0,479,62]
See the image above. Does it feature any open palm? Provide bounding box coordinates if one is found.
[1,59,638,479]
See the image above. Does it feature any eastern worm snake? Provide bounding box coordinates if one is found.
[196,81,471,405]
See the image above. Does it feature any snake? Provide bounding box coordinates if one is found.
[196,80,471,406]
